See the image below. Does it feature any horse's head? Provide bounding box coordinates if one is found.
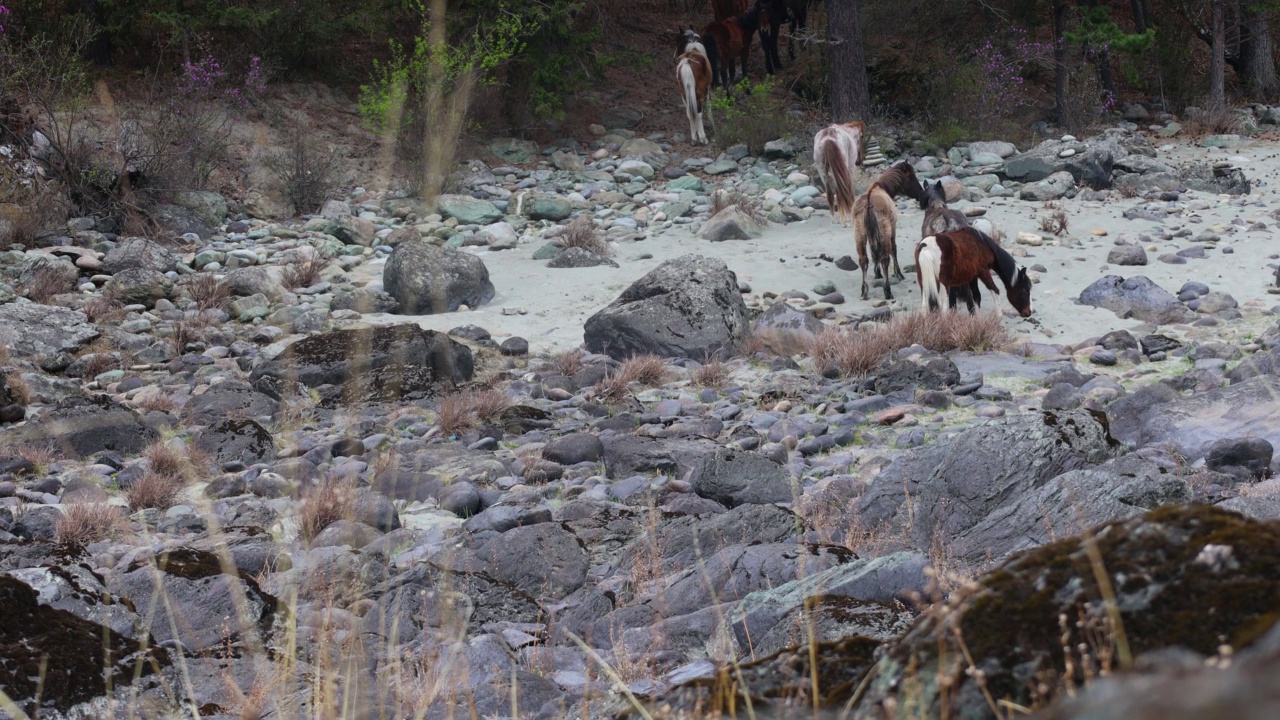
[919,179,945,209]
[1009,265,1033,318]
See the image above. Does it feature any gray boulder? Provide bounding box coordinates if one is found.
[1205,437,1274,480]
[522,193,573,221]
[331,287,400,314]
[547,246,619,268]
[1018,170,1076,201]
[1004,136,1127,187]
[656,542,853,618]
[480,523,588,600]
[1107,244,1149,266]
[0,395,158,458]
[224,266,286,300]
[383,239,496,314]
[583,254,749,360]
[436,194,503,225]
[1119,376,1280,463]
[687,447,793,507]
[102,237,178,274]
[0,302,99,358]
[103,267,173,308]
[17,254,78,295]
[698,206,764,241]
[966,141,1018,159]
[172,190,227,227]
[194,418,277,466]
[1077,275,1191,324]
[182,380,279,425]
[1181,164,1251,195]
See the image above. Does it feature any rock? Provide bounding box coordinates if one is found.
[1111,376,1280,463]
[1107,245,1148,266]
[542,433,605,465]
[687,447,792,507]
[194,418,276,466]
[172,190,227,227]
[599,105,644,129]
[17,254,78,295]
[1077,275,1191,324]
[0,395,158,459]
[152,203,215,239]
[224,266,286,300]
[762,138,798,159]
[550,150,585,172]
[480,523,588,600]
[183,381,279,425]
[618,159,655,179]
[583,254,749,361]
[856,409,1118,558]
[332,215,377,247]
[1204,437,1274,480]
[383,238,496,314]
[697,206,764,241]
[499,336,528,356]
[850,506,1280,719]
[523,194,573,221]
[488,138,539,164]
[108,547,275,653]
[436,194,503,225]
[1181,164,1251,195]
[103,267,173,308]
[250,324,473,406]
[967,141,1018,159]
[0,302,99,358]
[102,237,178,274]
[1018,170,1076,201]
[331,287,400,314]
[547,246,619,268]
[1004,136,1126,187]
[751,301,825,336]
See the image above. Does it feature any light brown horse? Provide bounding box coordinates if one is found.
[812,120,865,227]
[675,29,712,145]
[853,159,927,301]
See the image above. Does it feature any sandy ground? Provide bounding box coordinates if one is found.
[353,135,1280,357]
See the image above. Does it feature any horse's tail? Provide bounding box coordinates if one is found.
[917,235,944,312]
[702,31,721,86]
[820,136,856,222]
[863,188,884,266]
[677,58,698,122]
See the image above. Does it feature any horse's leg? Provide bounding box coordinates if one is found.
[970,279,983,309]
[856,227,870,300]
[882,250,894,300]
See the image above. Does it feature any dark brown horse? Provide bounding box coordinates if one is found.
[711,0,749,21]
[853,159,927,301]
[758,0,810,73]
[915,227,1033,317]
[701,0,770,90]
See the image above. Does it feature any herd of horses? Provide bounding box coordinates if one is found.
[672,1,1033,319]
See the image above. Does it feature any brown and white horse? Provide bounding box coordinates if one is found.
[853,159,927,301]
[675,29,712,145]
[915,227,1033,317]
[812,120,865,226]
[701,0,770,90]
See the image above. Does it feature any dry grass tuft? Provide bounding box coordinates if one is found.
[470,388,512,422]
[741,327,815,358]
[808,311,1015,377]
[22,266,70,304]
[144,441,186,480]
[435,391,478,436]
[55,502,129,545]
[5,371,33,405]
[710,188,769,226]
[692,359,728,387]
[548,216,612,257]
[1115,182,1142,199]
[126,471,185,511]
[82,296,127,324]
[593,370,633,405]
[82,352,121,378]
[136,393,177,414]
[618,354,671,387]
[0,185,61,249]
[183,273,230,311]
[1039,204,1069,236]
[1185,105,1245,137]
[554,349,586,376]
[298,479,356,542]
[281,258,327,290]
[16,444,56,474]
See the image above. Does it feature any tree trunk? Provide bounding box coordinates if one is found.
[1210,0,1226,109]
[828,0,869,122]
[1053,0,1070,127]
[1239,1,1279,102]
[1131,0,1148,33]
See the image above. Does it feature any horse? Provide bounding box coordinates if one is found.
[674,29,713,145]
[853,159,927,301]
[918,179,985,309]
[701,0,770,90]
[812,120,865,227]
[711,0,748,22]
[758,0,810,73]
[915,227,1033,317]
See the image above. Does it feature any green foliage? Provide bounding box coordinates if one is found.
[707,76,800,154]
[1066,6,1155,56]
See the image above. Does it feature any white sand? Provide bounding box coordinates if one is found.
[355,135,1280,356]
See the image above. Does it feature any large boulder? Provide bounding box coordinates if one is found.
[101,237,178,274]
[224,266,286,300]
[172,190,227,227]
[857,409,1119,554]
[583,254,750,360]
[846,505,1280,720]
[103,267,173,308]
[479,523,589,600]
[250,324,473,406]
[1003,136,1128,187]
[1111,376,1280,463]
[697,206,764,241]
[0,302,99,358]
[17,254,78,294]
[1181,163,1251,195]
[0,395,159,458]
[687,447,794,507]
[182,380,279,425]
[1077,275,1191,324]
[383,239,496,314]
[435,194,503,225]
[194,418,277,466]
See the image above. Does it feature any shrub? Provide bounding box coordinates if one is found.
[281,258,327,290]
[470,388,512,422]
[298,479,356,541]
[808,311,1014,377]
[706,75,801,154]
[618,354,670,387]
[692,359,728,388]
[554,349,585,376]
[261,129,342,216]
[144,441,186,480]
[182,274,230,311]
[435,391,478,435]
[126,471,185,511]
[55,502,128,545]
[547,216,611,256]
[21,266,70,304]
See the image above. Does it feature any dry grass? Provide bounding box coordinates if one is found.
[1185,104,1245,137]
[281,258,327,290]
[554,349,586,376]
[1115,182,1142,199]
[144,441,186,479]
[126,470,185,511]
[469,388,512,422]
[16,444,56,474]
[82,296,127,323]
[740,327,814,358]
[298,479,356,542]
[710,188,768,226]
[82,352,121,378]
[548,216,612,257]
[136,393,177,414]
[808,311,1015,376]
[618,354,671,386]
[435,391,479,436]
[55,502,129,545]
[22,266,70,304]
[692,359,728,387]
[183,273,230,311]
[1039,203,1069,236]
[5,371,33,405]
[593,370,633,405]
[0,184,61,249]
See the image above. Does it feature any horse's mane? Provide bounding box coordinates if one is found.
[873,162,925,201]
[733,0,767,29]
[972,228,1022,286]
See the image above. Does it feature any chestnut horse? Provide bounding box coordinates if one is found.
[675,29,712,145]
[711,0,748,21]
[915,227,1033,317]
[758,0,809,73]
[701,0,770,90]
[812,120,864,227]
[853,159,927,301]
[917,179,982,309]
